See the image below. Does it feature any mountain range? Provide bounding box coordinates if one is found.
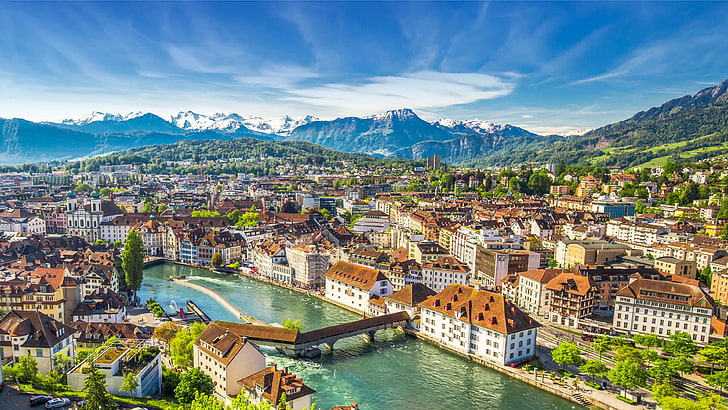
[1,78,727,167]
[463,78,728,168]
[0,107,543,165]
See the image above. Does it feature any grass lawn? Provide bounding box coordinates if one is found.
[17,383,180,410]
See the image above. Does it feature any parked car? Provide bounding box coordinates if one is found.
[131,407,149,410]
[29,395,53,407]
[45,398,71,408]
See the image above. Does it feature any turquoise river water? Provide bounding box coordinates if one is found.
[139,263,582,409]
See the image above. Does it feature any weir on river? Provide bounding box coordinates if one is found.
[140,263,582,410]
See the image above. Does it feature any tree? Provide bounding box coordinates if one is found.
[157,204,169,213]
[119,371,139,396]
[228,393,276,410]
[170,322,207,368]
[614,346,643,365]
[75,183,93,193]
[659,393,728,410]
[80,367,116,410]
[593,336,613,360]
[13,353,39,383]
[649,359,678,383]
[551,342,583,370]
[238,212,260,227]
[282,319,303,331]
[174,367,214,404]
[632,333,663,348]
[699,340,728,370]
[153,321,183,345]
[579,360,608,381]
[651,382,679,402]
[546,258,558,268]
[663,331,699,358]
[706,370,728,392]
[318,208,331,220]
[190,392,225,410]
[608,359,647,396]
[699,265,713,288]
[162,365,180,396]
[211,251,223,268]
[122,229,145,304]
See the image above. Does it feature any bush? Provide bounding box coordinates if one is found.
[146,299,166,318]
[584,381,603,390]
[617,395,637,405]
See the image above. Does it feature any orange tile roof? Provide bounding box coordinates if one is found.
[325,261,388,291]
[419,284,539,334]
[545,273,594,297]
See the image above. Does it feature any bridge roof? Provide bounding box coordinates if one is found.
[209,321,299,343]
[296,311,409,344]
[207,311,410,346]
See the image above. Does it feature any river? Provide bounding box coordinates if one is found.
[139,263,582,409]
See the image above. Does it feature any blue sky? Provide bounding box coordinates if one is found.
[1,1,728,134]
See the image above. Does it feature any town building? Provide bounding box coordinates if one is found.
[66,198,124,243]
[324,261,393,314]
[545,272,597,327]
[286,244,330,287]
[614,277,714,344]
[194,321,267,401]
[239,365,316,410]
[421,256,469,292]
[419,284,540,365]
[68,342,162,397]
[0,310,75,373]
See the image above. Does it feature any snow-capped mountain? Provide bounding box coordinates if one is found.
[240,114,319,136]
[170,111,318,136]
[61,111,144,126]
[430,118,538,138]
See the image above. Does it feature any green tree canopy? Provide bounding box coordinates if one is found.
[174,367,214,404]
[190,392,225,410]
[170,322,207,368]
[699,340,728,369]
[211,251,223,268]
[551,342,583,370]
[80,367,116,410]
[119,371,139,396]
[282,319,303,331]
[608,359,647,396]
[74,183,93,192]
[663,331,699,358]
[632,333,663,348]
[579,360,608,381]
[122,229,145,302]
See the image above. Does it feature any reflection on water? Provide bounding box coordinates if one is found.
[140,263,581,409]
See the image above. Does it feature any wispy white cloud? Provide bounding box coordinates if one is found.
[571,44,667,85]
[280,71,515,116]
[237,65,321,90]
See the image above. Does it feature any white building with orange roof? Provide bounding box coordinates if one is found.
[545,272,597,327]
[324,261,392,313]
[515,269,566,317]
[421,256,469,292]
[419,284,540,365]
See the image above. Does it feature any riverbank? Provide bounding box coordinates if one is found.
[412,330,647,410]
[142,262,578,409]
[171,277,268,325]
